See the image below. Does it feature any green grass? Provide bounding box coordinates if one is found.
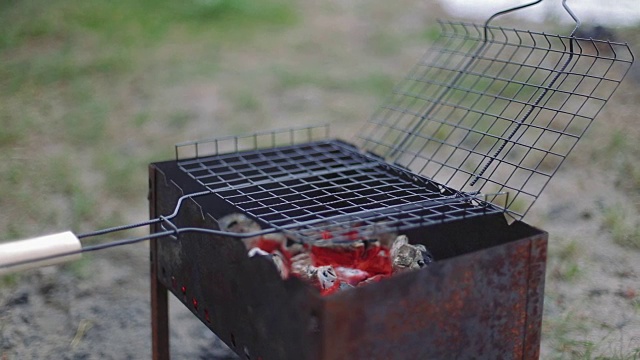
[367,31,404,56]
[351,74,396,98]
[62,254,93,280]
[593,129,640,250]
[231,90,262,112]
[601,207,640,250]
[543,310,591,357]
[422,25,442,42]
[0,113,30,146]
[273,66,395,100]
[543,309,640,360]
[0,0,297,51]
[548,239,583,282]
[167,110,195,130]
[0,274,20,289]
[0,0,299,241]
[273,66,339,90]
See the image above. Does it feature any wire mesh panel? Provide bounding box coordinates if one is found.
[175,137,505,243]
[357,20,634,218]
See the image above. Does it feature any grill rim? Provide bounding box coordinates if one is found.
[166,136,507,244]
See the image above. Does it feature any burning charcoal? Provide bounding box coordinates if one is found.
[290,253,318,284]
[291,259,338,292]
[251,232,289,259]
[218,213,261,233]
[290,252,313,274]
[218,213,262,248]
[322,280,354,296]
[373,232,397,249]
[311,241,365,269]
[218,213,288,250]
[248,247,290,280]
[285,242,305,256]
[369,222,398,248]
[315,266,338,290]
[270,250,290,279]
[291,263,314,282]
[248,248,269,257]
[390,235,432,274]
[311,230,392,276]
[358,274,389,286]
[293,222,361,243]
[334,266,371,286]
[258,232,287,249]
[420,246,434,266]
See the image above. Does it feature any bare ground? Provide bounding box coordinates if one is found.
[1,0,640,359]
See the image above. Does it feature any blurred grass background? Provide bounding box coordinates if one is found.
[0,0,302,239]
[1,0,639,358]
[0,0,437,240]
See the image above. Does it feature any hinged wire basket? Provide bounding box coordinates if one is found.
[356,0,634,219]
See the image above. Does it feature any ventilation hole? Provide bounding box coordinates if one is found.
[161,267,166,276]
[230,333,236,348]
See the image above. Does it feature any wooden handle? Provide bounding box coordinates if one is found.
[0,231,81,276]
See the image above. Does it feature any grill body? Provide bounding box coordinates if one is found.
[149,140,547,360]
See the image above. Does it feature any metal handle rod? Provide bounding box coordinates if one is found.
[483,0,544,38]
[484,0,581,35]
[562,0,581,36]
[469,0,580,186]
[0,186,500,272]
[0,232,82,276]
[77,190,212,239]
[0,221,287,272]
[0,230,172,272]
[388,0,545,160]
[0,190,211,274]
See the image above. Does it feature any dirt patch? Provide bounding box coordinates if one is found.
[0,247,238,359]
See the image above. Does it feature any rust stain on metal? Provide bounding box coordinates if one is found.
[150,164,548,360]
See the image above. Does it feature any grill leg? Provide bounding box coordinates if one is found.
[151,239,170,360]
[149,165,170,359]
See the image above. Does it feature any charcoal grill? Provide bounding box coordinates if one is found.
[0,1,634,359]
[149,128,546,360]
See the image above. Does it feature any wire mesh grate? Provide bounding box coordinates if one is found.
[356,20,634,218]
[177,138,504,243]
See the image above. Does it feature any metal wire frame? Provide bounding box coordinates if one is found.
[285,191,507,243]
[175,124,330,161]
[174,137,506,243]
[356,21,634,219]
[1,125,505,269]
[0,187,505,271]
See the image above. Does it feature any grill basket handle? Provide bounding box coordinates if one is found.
[0,232,81,276]
[484,0,581,36]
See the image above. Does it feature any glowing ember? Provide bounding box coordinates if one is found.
[219,213,434,296]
